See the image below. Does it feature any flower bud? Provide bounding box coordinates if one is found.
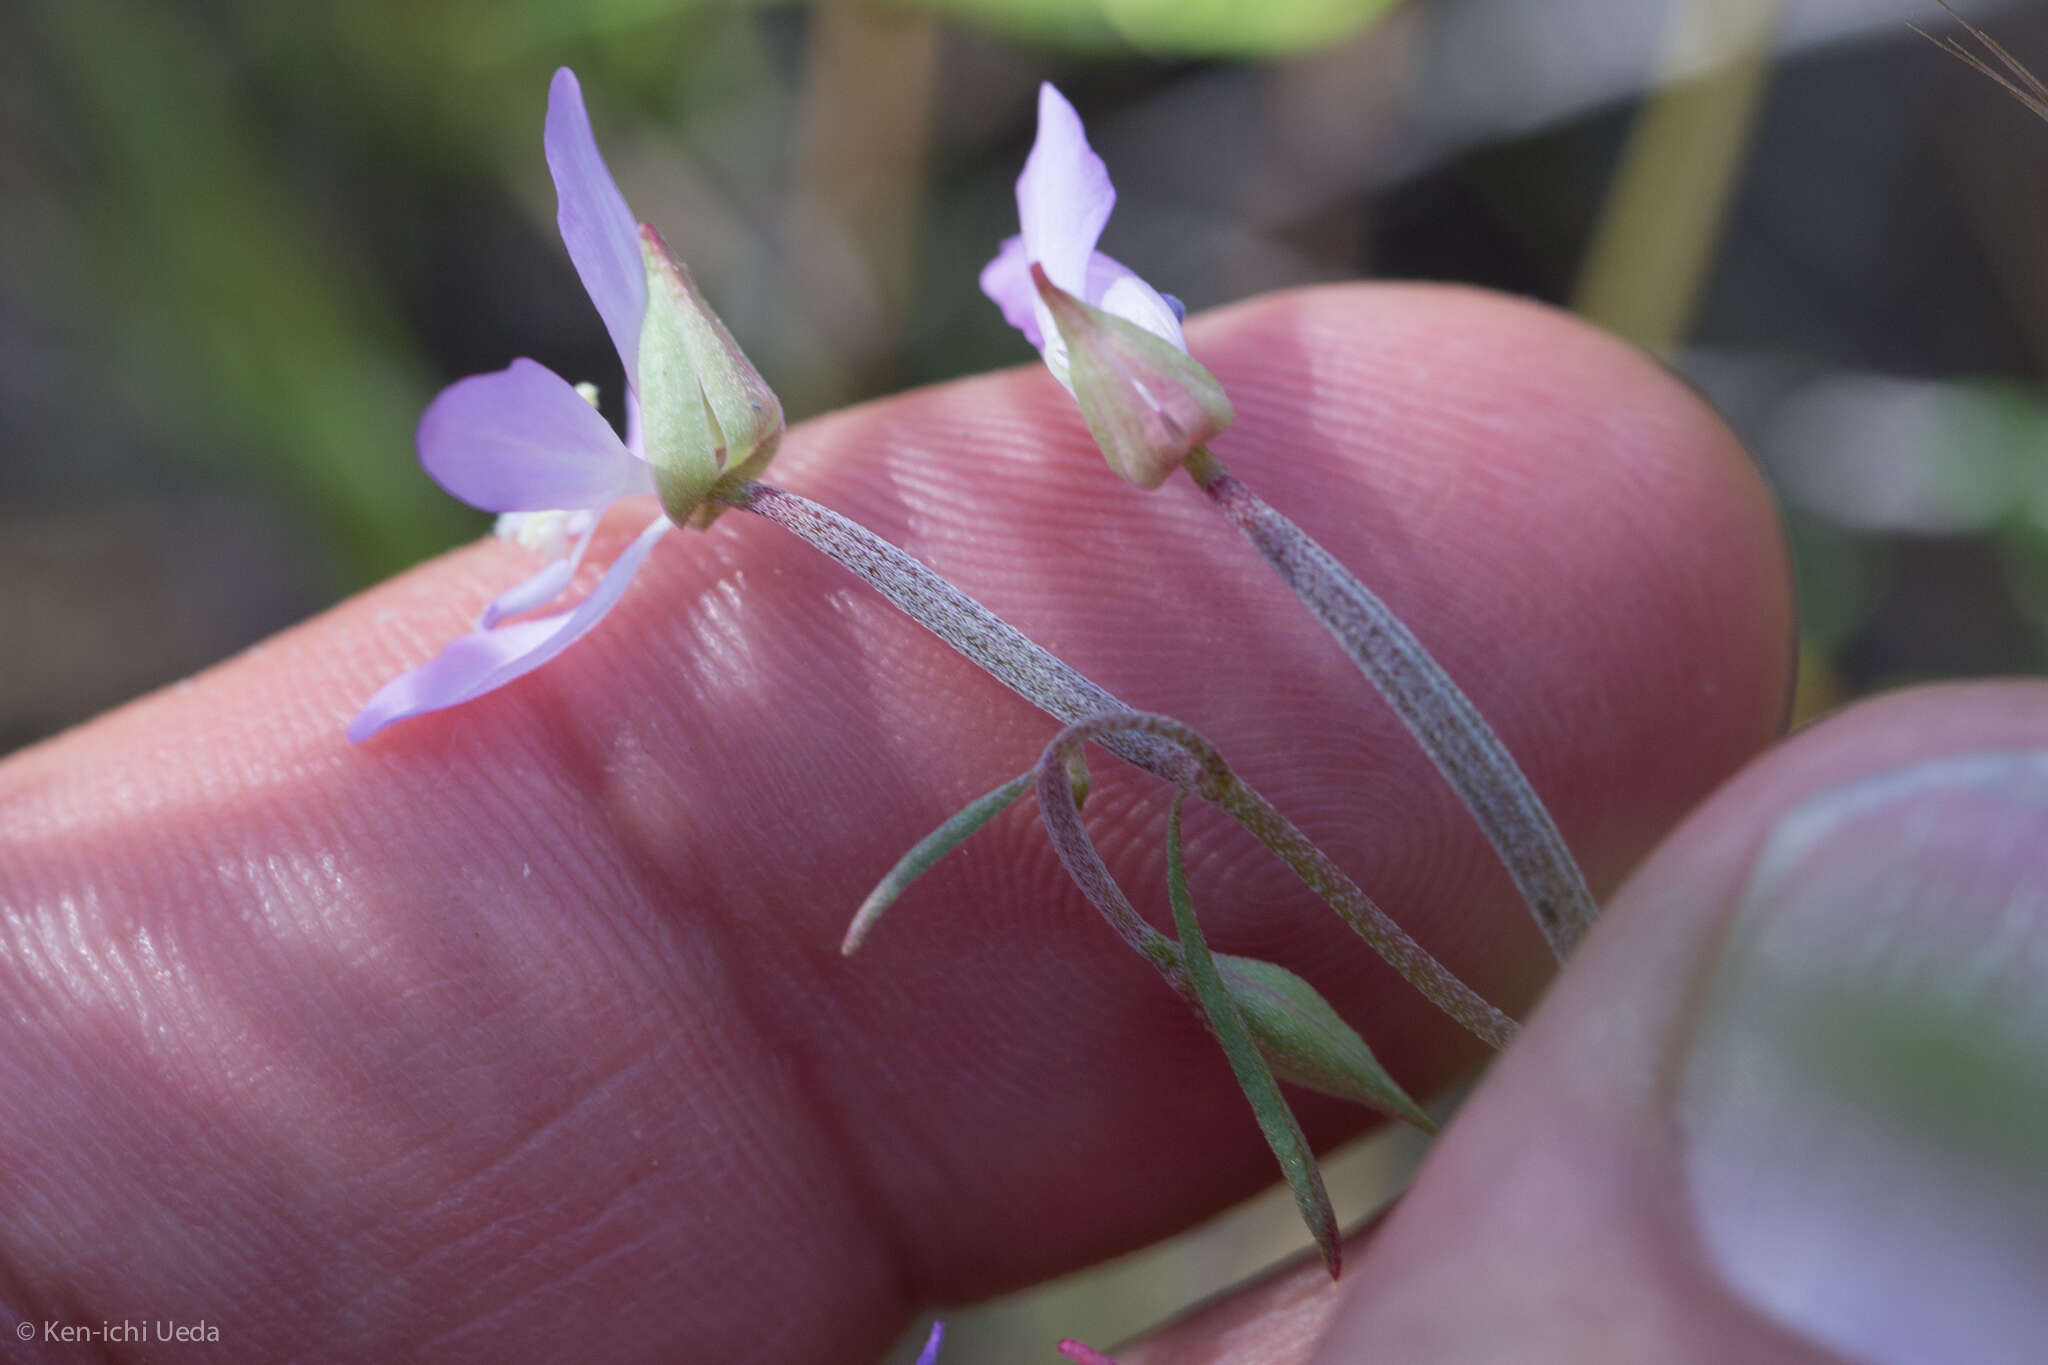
[637,226,783,524]
[1064,748,1092,811]
[1215,952,1436,1131]
[1030,263,1232,489]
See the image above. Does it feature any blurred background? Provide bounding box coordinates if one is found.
[6,0,2048,1356]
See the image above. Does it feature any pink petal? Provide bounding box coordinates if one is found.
[546,68,647,390]
[418,359,654,513]
[1017,83,1115,297]
[347,515,670,742]
[978,235,1045,349]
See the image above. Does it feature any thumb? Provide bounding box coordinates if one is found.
[1109,681,2048,1365]
[1328,680,2048,1364]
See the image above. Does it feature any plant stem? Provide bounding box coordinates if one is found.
[1182,446,1598,959]
[719,479,1516,1048]
[1040,713,1515,1049]
[721,480,1198,787]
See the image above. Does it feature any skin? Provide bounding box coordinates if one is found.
[0,283,1800,1362]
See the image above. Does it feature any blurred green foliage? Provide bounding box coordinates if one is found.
[899,0,1401,56]
[24,0,796,586]
[37,0,475,580]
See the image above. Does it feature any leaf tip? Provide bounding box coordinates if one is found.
[841,898,885,956]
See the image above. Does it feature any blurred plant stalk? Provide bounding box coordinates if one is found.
[28,0,475,583]
[779,5,941,413]
[1572,0,1780,356]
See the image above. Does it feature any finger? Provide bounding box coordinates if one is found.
[0,283,1791,1363]
[1306,681,2048,1364]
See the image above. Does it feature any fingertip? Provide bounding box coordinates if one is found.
[1320,682,2048,1363]
[1190,283,1795,907]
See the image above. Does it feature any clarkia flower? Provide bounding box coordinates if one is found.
[351,69,779,741]
[979,84,1231,488]
[979,84,1186,385]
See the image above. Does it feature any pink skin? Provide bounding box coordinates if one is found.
[0,284,1791,1362]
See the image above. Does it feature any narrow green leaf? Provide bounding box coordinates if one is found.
[842,771,1033,954]
[1166,795,1342,1277]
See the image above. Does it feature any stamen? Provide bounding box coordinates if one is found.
[493,508,596,558]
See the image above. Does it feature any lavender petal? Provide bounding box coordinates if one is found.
[546,67,647,389]
[348,515,670,742]
[418,359,654,513]
[1088,255,1187,351]
[979,235,1045,348]
[1017,83,1116,296]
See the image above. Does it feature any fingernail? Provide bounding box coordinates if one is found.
[1677,751,2048,1365]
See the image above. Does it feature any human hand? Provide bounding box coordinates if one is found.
[0,284,1793,1362]
[1111,675,2048,1365]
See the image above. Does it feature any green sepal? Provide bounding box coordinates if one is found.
[638,234,719,517]
[1031,264,1232,490]
[637,226,783,525]
[1215,954,1436,1132]
[1166,794,1342,1277]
